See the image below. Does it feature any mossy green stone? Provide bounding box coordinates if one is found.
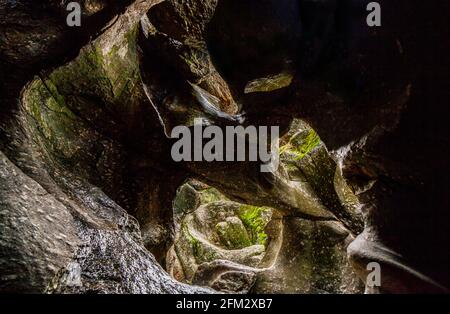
[215,216,252,249]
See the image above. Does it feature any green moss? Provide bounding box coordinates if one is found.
[23,78,85,160]
[183,222,217,263]
[237,205,271,246]
[199,187,226,204]
[244,72,294,94]
[280,129,321,161]
[104,26,140,102]
[173,184,199,217]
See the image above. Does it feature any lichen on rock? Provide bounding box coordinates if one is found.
[2,0,446,296]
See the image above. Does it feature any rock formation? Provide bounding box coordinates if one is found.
[1,0,449,294]
[167,183,363,293]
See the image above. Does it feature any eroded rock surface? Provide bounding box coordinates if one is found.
[167,182,362,294]
[1,0,448,294]
[167,186,271,288]
[0,0,210,294]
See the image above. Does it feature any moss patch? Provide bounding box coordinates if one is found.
[237,205,271,246]
[199,187,227,204]
[215,217,252,249]
[280,129,321,161]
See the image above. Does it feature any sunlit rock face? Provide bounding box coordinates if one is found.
[167,152,363,294]
[1,0,449,294]
[0,0,210,294]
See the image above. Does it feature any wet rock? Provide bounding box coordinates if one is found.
[0,0,211,294]
[169,200,270,283]
[287,1,450,292]
[253,218,363,294]
[2,0,447,295]
[0,0,158,121]
[0,151,79,293]
[244,72,294,94]
[280,120,363,234]
[206,0,301,91]
[193,260,258,294]
[173,183,201,221]
[138,0,238,135]
[185,159,337,221]
[13,0,185,262]
[168,183,361,294]
[167,185,275,291]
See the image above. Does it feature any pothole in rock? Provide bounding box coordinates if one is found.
[167,181,272,293]
[165,120,364,294]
